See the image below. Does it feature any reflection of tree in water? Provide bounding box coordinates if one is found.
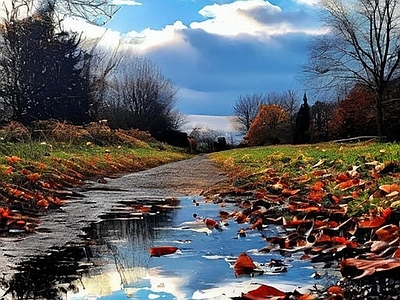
[0,199,179,299]
[1,243,92,300]
[90,210,175,286]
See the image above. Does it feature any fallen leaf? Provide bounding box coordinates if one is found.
[241,284,286,300]
[233,252,259,276]
[149,246,179,257]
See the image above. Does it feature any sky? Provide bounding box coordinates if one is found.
[64,0,325,119]
[0,0,327,129]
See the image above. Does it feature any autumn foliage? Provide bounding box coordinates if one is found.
[242,104,290,146]
[328,85,376,139]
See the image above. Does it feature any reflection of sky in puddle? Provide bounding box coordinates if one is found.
[68,196,323,299]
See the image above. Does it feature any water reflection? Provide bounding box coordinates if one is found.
[68,198,180,299]
[1,197,179,300]
[1,242,93,300]
[2,196,329,300]
[69,196,322,299]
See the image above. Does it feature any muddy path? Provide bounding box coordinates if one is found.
[0,155,228,279]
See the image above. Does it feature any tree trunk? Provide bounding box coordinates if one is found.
[375,87,386,138]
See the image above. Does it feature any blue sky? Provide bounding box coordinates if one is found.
[71,0,324,117]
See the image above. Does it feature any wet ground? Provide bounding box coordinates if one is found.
[0,155,228,296]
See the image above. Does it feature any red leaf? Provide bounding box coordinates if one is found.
[358,216,387,229]
[233,252,258,276]
[242,284,286,300]
[149,246,178,257]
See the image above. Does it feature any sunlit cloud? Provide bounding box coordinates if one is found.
[121,21,189,53]
[189,0,324,39]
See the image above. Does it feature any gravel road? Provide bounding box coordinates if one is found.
[0,155,228,282]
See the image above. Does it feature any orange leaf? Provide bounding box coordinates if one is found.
[327,285,343,295]
[379,184,400,194]
[9,188,23,198]
[336,173,349,183]
[331,195,341,204]
[335,179,354,190]
[37,199,49,208]
[382,207,392,218]
[47,197,66,206]
[249,217,263,230]
[281,188,300,196]
[308,189,326,202]
[204,218,218,229]
[316,234,332,243]
[26,173,41,181]
[392,247,400,258]
[233,252,258,276]
[375,224,399,242]
[289,204,321,213]
[312,181,324,190]
[370,171,380,179]
[4,166,13,175]
[36,163,47,169]
[6,156,21,164]
[0,207,10,218]
[21,168,31,175]
[358,216,386,229]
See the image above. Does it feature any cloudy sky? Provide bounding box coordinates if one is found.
[70,0,324,117]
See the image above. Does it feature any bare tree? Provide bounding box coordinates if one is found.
[265,90,299,124]
[188,127,223,153]
[233,94,265,133]
[2,0,120,26]
[80,35,123,121]
[304,0,400,137]
[51,0,120,25]
[110,56,179,133]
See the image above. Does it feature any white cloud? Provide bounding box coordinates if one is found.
[182,115,236,132]
[294,0,320,6]
[112,0,142,5]
[189,0,323,39]
[63,17,122,46]
[121,21,189,54]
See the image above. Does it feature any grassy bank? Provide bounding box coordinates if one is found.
[0,122,192,233]
[0,140,190,183]
[208,141,400,215]
[0,121,192,184]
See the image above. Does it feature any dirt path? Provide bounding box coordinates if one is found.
[0,155,228,279]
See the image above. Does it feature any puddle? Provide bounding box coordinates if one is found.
[1,196,339,300]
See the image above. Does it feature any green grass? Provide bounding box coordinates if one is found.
[208,142,400,215]
[0,140,191,184]
[209,142,400,174]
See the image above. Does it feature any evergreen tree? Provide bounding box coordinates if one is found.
[294,93,310,144]
[0,6,90,124]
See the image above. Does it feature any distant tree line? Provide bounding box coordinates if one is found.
[0,0,183,141]
[234,0,400,146]
[233,83,400,147]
